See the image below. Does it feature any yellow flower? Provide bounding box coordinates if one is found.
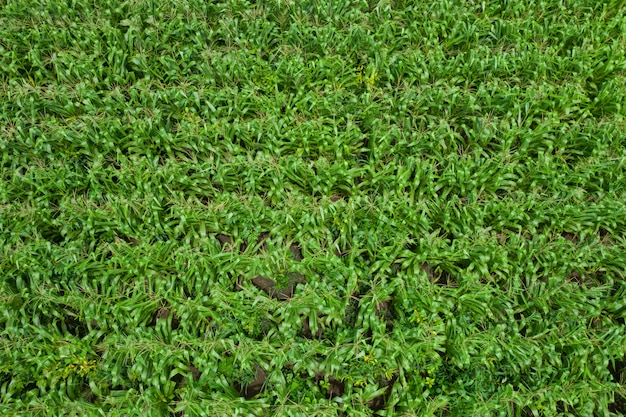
[363,354,377,364]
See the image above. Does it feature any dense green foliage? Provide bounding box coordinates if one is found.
[2,0,626,415]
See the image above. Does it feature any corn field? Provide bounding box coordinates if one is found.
[1,0,626,416]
